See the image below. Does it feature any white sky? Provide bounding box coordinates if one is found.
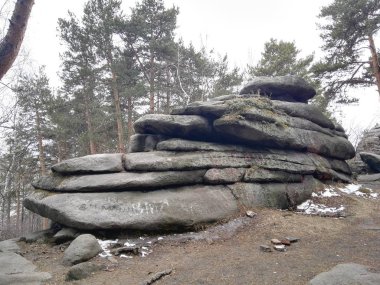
[8,0,380,137]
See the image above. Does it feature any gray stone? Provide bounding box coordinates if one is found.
[360,152,380,172]
[274,245,286,252]
[133,114,213,139]
[66,262,103,281]
[52,153,124,174]
[271,100,335,130]
[33,170,206,192]
[0,252,51,284]
[53,228,80,244]
[128,134,166,153]
[0,239,20,253]
[259,245,272,252]
[357,173,380,182]
[228,176,322,209]
[171,100,227,117]
[156,138,258,152]
[244,168,303,183]
[204,168,246,184]
[124,150,351,182]
[309,263,380,285]
[20,229,54,243]
[62,234,102,266]
[23,185,239,231]
[350,124,380,174]
[239,76,316,102]
[213,116,355,160]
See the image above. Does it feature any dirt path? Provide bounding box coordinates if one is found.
[22,186,380,285]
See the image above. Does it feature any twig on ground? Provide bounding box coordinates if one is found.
[140,269,173,285]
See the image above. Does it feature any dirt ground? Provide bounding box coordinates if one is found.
[20,185,380,285]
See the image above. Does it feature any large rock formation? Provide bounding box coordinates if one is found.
[24,76,355,232]
[350,124,380,174]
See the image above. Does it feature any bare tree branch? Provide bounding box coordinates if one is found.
[0,0,34,80]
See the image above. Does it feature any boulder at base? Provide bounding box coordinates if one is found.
[24,185,239,230]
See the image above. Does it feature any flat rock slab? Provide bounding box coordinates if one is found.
[239,76,316,103]
[33,170,206,192]
[23,185,239,231]
[0,239,20,253]
[0,252,51,285]
[134,114,213,139]
[309,263,380,285]
[357,173,380,182]
[214,117,354,160]
[124,150,350,182]
[52,153,124,174]
[360,152,380,172]
[228,176,321,209]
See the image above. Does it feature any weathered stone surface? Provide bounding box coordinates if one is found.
[125,150,351,182]
[134,114,213,139]
[53,228,80,244]
[309,263,380,285]
[228,176,322,209]
[156,138,257,152]
[360,152,380,172]
[52,153,124,174]
[0,239,20,253]
[350,124,380,174]
[0,252,51,285]
[213,116,355,160]
[66,262,103,281]
[171,100,227,118]
[271,100,336,130]
[204,168,246,184]
[244,168,303,183]
[357,173,380,182]
[33,170,206,192]
[23,185,239,231]
[128,134,166,153]
[239,76,316,102]
[62,234,102,266]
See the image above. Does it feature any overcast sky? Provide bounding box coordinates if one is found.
[10,0,380,135]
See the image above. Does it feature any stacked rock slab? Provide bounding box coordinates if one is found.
[24,76,355,232]
[350,124,380,174]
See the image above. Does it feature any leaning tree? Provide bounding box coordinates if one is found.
[313,0,380,98]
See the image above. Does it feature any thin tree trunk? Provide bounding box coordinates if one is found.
[84,91,97,154]
[127,96,133,143]
[149,55,155,113]
[0,0,34,80]
[111,71,125,153]
[368,34,380,96]
[35,110,46,175]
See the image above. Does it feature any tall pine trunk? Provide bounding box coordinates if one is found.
[149,55,155,113]
[369,34,380,96]
[35,110,46,175]
[111,71,125,153]
[127,96,134,143]
[83,91,97,154]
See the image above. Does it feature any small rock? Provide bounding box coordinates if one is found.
[271,239,282,245]
[259,245,272,252]
[274,245,287,252]
[281,239,291,246]
[286,237,300,243]
[53,228,79,244]
[20,229,54,243]
[110,246,140,256]
[62,234,102,266]
[66,262,103,281]
[246,211,257,218]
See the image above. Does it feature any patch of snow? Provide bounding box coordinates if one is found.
[124,241,136,247]
[120,254,133,259]
[157,237,163,240]
[339,184,362,194]
[312,187,340,198]
[98,239,119,258]
[297,200,345,215]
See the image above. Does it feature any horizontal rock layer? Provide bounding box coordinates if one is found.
[24,185,239,230]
